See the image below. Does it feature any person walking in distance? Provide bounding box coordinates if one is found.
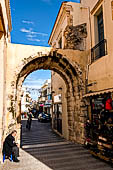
[26,112,32,131]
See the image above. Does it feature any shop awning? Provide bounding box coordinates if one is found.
[83,88,113,98]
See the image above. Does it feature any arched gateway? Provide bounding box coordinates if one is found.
[5,43,87,144]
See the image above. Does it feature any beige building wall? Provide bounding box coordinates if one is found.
[0,0,11,162]
[81,0,100,10]
[0,35,5,160]
[81,0,113,93]
[51,71,68,139]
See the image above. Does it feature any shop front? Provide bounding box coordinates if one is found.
[53,94,62,135]
[39,104,44,112]
[84,89,113,163]
[44,100,52,115]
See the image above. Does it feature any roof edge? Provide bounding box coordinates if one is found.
[48,1,68,45]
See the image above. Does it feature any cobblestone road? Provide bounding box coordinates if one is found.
[22,119,113,170]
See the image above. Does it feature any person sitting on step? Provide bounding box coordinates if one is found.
[2,130,20,162]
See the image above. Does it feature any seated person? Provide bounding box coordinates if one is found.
[3,130,20,162]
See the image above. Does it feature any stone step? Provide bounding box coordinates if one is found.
[25,148,89,157]
[35,152,91,161]
[23,143,78,150]
[21,120,112,170]
[52,159,110,169]
[24,146,84,154]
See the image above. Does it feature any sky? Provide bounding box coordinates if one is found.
[23,70,51,100]
[10,0,80,46]
[10,0,80,100]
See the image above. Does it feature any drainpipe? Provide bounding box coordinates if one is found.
[88,6,92,50]
[87,7,92,93]
[86,64,90,94]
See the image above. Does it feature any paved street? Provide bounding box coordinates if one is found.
[0,119,113,170]
[21,119,113,170]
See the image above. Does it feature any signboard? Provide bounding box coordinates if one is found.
[45,100,52,105]
[54,94,61,103]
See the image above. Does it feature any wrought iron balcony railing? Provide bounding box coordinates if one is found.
[91,39,107,63]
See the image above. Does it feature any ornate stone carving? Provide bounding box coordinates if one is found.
[64,23,87,50]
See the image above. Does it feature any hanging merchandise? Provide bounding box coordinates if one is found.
[85,93,113,163]
[105,97,112,110]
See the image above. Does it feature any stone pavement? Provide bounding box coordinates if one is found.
[0,119,113,170]
[0,148,52,170]
[22,119,113,170]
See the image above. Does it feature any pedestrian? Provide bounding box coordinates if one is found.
[26,112,32,131]
[3,130,20,162]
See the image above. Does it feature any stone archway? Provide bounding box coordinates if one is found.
[6,44,87,144]
[16,52,86,143]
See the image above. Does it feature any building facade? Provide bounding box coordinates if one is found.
[38,79,52,115]
[1,0,113,163]
[49,1,89,141]
[0,0,12,162]
[81,0,113,161]
[81,0,113,93]
[21,87,32,114]
[49,0,113,147]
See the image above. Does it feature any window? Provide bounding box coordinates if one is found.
[91,7,107,62]
[97,11,104,42]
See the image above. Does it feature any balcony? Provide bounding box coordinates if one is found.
[91,39,107,63]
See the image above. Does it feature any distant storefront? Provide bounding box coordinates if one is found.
[39,104,44,112]
[44,100,52,114]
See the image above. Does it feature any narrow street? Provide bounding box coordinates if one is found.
[21,119,112,170]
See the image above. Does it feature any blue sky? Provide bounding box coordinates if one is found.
[10,0,80,99]
[23,70,51,100]
[23,70,51,89]
[10,0,80,46]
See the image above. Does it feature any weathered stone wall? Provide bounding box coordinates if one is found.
[5,43,89,145]
[52,49,89,144]
[5,44,51,135]
[64,23,87,51]
[48,1,89,144]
